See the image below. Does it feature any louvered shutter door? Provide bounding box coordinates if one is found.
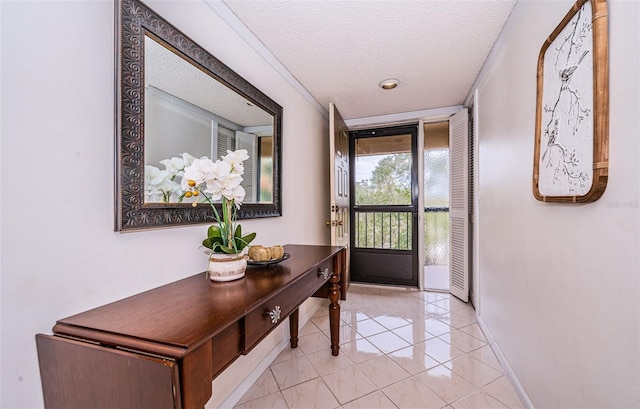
[235,131,257,203]
[217,126,234,158]
[449,109,469,302]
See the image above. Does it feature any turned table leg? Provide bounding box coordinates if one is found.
[328,269,341,356]
[289,309,299,348]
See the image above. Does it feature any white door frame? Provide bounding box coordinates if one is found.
[417,120,426,290]
[470,89,481,312]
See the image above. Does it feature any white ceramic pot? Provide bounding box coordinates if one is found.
[208,253,248,282]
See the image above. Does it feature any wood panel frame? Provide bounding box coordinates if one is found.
[533,0,609,203]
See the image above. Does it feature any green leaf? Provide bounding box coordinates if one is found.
[207,225,222,238]
[233,232,256,251]
[202,236,223,250]
[241,232,256,245]
[220,246,236,254]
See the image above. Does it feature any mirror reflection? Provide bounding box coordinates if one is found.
[143,35,274,204]
[116,0,282,231]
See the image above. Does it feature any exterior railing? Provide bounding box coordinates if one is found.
[353,205,449,266]
[354,206,413,250]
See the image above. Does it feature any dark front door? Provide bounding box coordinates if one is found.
[349,125,419,287]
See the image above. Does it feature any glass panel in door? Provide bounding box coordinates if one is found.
[424,121,450,290]
[351,126,418,287]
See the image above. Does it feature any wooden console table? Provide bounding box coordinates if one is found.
[36,244,347,409]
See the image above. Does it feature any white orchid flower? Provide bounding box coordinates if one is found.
[223,172,243,189]
[202,178,224,201]
[213,159,232,175]
[176,150,255,254]
[231,163,245,175]
[181,152,197,167]
[145,165,175,201]
[223,149,248,175]
[227,185,246,208]
[181,157,216,190]
[157,177,181,194]
[224,149,249,163]
[160,156,186,175]
[204,172,242,199]
[145,165,168,187]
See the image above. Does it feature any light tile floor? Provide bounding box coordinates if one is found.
[424,265,450,291]
[235,285,524,409]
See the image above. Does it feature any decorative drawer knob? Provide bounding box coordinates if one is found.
[318,268,331,280]
[267,306,281,324]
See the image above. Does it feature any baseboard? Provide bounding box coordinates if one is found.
[349,282,421,292]
[218,299,324,408]
[217,338,288,409]
[476,316,535,409]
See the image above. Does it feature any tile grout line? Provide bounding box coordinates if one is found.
[235,287,524,409]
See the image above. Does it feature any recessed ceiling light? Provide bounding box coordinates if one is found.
[379,79,399,90]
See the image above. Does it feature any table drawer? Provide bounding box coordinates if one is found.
[211,321,242,379]
[243,259,332,352]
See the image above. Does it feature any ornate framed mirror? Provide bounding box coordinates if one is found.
[115,0,282,231]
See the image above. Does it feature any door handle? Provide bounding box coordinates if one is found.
[325,220,343,226]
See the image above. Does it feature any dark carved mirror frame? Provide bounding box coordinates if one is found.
[115,0,282,231]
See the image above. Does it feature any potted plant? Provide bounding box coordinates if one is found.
[181,149,257,281]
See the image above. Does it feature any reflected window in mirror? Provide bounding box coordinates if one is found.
[143,35,274,205]
[259,136,273,202]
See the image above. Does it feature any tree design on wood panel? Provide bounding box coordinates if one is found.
[539,1,593,196]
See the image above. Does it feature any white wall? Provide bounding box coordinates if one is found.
[0,1,329,408]
[475,1,640,407]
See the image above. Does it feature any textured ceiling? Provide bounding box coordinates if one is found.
[221,0,516,120]
[146,36,273,127]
